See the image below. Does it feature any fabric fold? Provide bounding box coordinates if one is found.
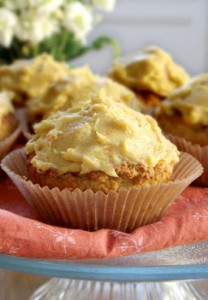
[0,177,207,259]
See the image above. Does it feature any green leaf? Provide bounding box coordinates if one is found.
[0,31,120,64]
[0,1,6,7]
[90,36,120,57]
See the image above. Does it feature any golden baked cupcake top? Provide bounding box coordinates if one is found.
[157,74,208,126]
[25,101,179,177]
[0,54,70,105]
[27,66,142,121]
[109,46,190,97]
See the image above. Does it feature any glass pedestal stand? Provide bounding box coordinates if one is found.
[30,279,208,300]
[0,242,207,300]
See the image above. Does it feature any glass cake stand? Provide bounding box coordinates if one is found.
[0,241,208,299]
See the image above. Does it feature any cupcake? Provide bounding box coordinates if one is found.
[109,46,190,108]
[0,54,70,106]
[26,101,180,192]
[1,100,202,231]
[155,74,208,185]
[0,92,20,160]
[27,66,142,124]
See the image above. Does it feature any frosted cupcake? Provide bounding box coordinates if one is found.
[0,54,70,106]
[156,74,208,185]
[27,66,142,124]
[109,46,190,107]
[26,101,179,192]
[1,101,202,231]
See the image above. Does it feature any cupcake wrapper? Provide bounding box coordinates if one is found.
[167,134,208,187]
[16,108,32,140]
[1,149,203,232]
[0,126,21,161]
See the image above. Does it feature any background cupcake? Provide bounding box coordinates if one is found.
[27,66,142,124]
[109,46,190,108]
[0,54,70,106]
[155,74,208,186]
[0,92,17,141]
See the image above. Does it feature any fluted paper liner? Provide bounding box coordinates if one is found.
[167,134,208,187]
[0,126,21,161]
[16,108,32,140]
[1,149,203,232]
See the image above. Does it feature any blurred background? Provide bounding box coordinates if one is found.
[73,0,208,75]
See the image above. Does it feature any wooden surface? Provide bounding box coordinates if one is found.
[0,269,48,300]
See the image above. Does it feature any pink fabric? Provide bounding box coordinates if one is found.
[0,176,208,259]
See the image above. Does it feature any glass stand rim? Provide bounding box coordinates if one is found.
[0,252,208,282]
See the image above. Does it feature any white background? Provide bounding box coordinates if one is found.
[73,0,208,76]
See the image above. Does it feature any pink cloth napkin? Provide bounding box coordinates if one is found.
[0,177,208,259]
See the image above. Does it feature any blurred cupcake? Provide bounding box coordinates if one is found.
[1,101,202,231]
[27,66,142,124]
[0,54,70,106]
[109,46,190,108]
[0,92,20,160]
[156,74,208,185]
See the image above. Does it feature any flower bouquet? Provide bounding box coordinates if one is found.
[0,0,119,64]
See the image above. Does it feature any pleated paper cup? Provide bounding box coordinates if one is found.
[1,148,203,232]
[167,134,208,187]
[16,108,32,140]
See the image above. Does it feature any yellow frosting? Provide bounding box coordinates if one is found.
[157,74,208,126]
[27,65,96,117]
[27,67,142,119]
[0,54,70,104]
[25,101,179,177]
[109,46,190,96]
[0,91,14,119]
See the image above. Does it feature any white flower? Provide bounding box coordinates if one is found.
[5,0,29,10]
[5,0,64,12]
[0,8,17,47]
[32,0,64,13]
[62,2,93,42]
[92,0,116,11]
[15,11,58,43]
